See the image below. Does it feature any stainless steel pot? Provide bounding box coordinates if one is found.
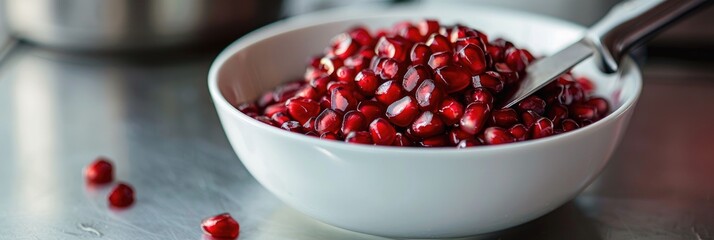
[1,0,283,51]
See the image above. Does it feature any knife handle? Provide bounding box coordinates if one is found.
[585,0,709,73]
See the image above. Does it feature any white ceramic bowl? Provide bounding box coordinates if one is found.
[208,3,642,238]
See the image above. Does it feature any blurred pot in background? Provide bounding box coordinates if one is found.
[1,0,283,52]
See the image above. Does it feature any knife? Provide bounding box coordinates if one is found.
[500,0,709,109]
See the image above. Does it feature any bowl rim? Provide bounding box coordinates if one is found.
[208,3,643,154]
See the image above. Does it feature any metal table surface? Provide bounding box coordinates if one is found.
[0,44,713,240]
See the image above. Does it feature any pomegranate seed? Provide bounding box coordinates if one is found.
[448,128,473,145]
[570,103,598,121]
[399,25,423,42]
[426,33,451,53]
[546,104,569,126]
[345,55,370,71]
[320,132,340,140]
[577,77,595,93]
[357,100,385,123]
[349,26,373,46]
[418,19,440,37]
[318,56,343,76]
[294,86,319,100]
[386,96,420,127]
[254,116,276,127]
[369,56,388,75]
[369,118,397,145]
[517,95,546,115]
[236,103,258,115]
[587,97,610,116]
[402,64,432,93]
[341,111,368,135]
[448,25,469,43]
[375,80,405,105]
[409,43,432,65]
[108,183,134,208]
[281,121,304,133]
[375,36,410,62]
[272,81,303,103]
[392,132,413,146]
[330,87,357,112]
[486,45,505,63]
[315,109,342,135]
[310,76,331,95]
[379,58,405,80]
[490,108,519,128]
[483,127,515,145]
[467,87,494,106]
[85,157,113,184]
[457,139,481,148]
[271,112,292,125]
[415,79,444,110]
[531,117,555,139]
[508,124,529,141]
[428,51,452,69]
[521,110,541,128]
[505,48,533,73]
[472,71,504,93]
[454,37,485,53]
[302,117,315,131]
[564,85,585,104]
[330,33,359,59]
[457,44,487,74]
[419,134,449,147]
[494,63,519,85]
[411,111,445,138]
[263,103,287,118]
[434,66,470,93]
[354,69,380,96]
[286,98,320,124]
[460,102,490,134]
[437,97,465,126]
[561,119,580,132]
[345,131,373,144]
[319,95,331,109]
[201,213,240,239]
[256,91,275,109]
[335,66,356,83]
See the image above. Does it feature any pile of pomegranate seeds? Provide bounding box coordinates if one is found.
[201,213,241,239]
[238,19,610,147]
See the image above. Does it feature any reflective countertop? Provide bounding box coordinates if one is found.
[0,44,713,240]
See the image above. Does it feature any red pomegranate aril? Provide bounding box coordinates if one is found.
[411,111,445,138]
[281,121,304,133]
[330,33,359,59]
[286,98,320,124]
[375,80,405,105]
[434,66,471,93]
[315,109,342,135]
[379,58,405,80]
[341,111,368,135]
[294,86,319,100]
[460,102,490,135]
[454,37,485,53]
[546,104,569,126]
[349,26,373,46]
[369,118,397,145]
[508,124,529,141]
[448,128,473,145]
[564,85,585,104]
[310,76,331,95]
[457,139,481,148]
[577,77,595,93]
[201,213,240,239]
[490,108,519,128]
[517,95,547,115]
[415,79,444,110]
[330,87,357,112]
[468,87,494,106]
[375,36,410,62]
[426,33,451,53]
[448,25,469,43]
[505,48,533,73]
[302,117,315,130]
[418,19,440,37]
[254,116,276,127]
[357,100,385,123]
[392,132,413,146]
[85,157,113,184]
[428,51,452,69]
[236,103,258,115]
[108,182,134,208]
[345,131,373,144]
[472,71,504,93]
[402,64,432,93]
[399,25,423,42]
[494,63,519,85]
[354,69,380,96]
[318,56,343,76]
[256,91,275,109]
[437,97,465,126]
[587,97,610,116]
[319,95,331,109]
[335,66,356,83]
[486,45,505,63]
[271,112,292,125]
[409,43,432,66]
[483,127,516,145]
[561,119,580,132]
[419,134,449,147]
[457,44,487,74]
[345,55,369,71]
[273,81,303,102]
[570,103,599,121]
[320,132,340,140]
[521,110,541,128]
[263,103,287,118]
[531,117,555,139]
[386,96,420,127]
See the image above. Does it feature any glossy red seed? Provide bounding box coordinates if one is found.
[271,112,292,125]
[411,111,445,138]
[467,87,494,106]
[315,109,342,135]
[415,79,444,110]
[402,64,432,93]
[319,95,331,109]
[546,104,569,126]
[577,77,595,93]
[426,33,451,53]
[418,19,440,37]
[330,33,359,59]
[318,56,343,76]
[454,37,485,53]
[341,111,368,135]
[375,80,405,105]
[434,66,471,93]
[494,63,519,85]
[457,139,480,148]
[483,127,515,145]
[256,91,275,109]
[201,213,240,239]
[490,108,519,128]
[531,117,555,139]
[392,132,413,146]
[310,76,331,95]
[294,86,319,100]
[320,132,340,140]
[345,131,373,144]
[587,97,610,116]
[108,183,134,208]
[369,118,397,145]
[508,124,529,141]
[357,100,385,123]
[437,97,465,126]
[254,116,276,127]
[85,157,113,184]
[281,121,304,133]
[472,71,504,93]
[286,98,320,124]
[399,25,423,42]
[409,43,432,65]
[448,128,473,145]
[344,55,369,71]
[517,96,546,115]
[354,69,380,96]
[330,87,357,112]
[335,66,356,83]
[349,26,373,46]
[263,103,287,118]
[457,44,487,74]
[505,48,532,73]
[570,103,598,121]
[273,81,303,103]
[386,96,420,127]
[379,58,405,80]
[460,102,490,135]
[428,51,452,69]
[375,36,410,62]
[419,134,449,147]
[561,119,580,132]
[236,103,258,115]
